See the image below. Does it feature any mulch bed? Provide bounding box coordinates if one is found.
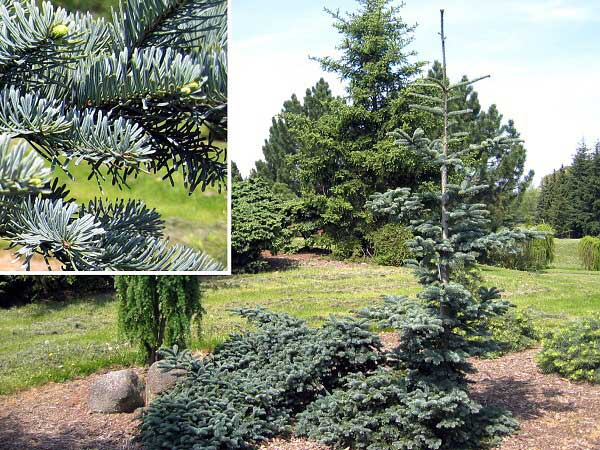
[262,251,366,270]
[1,348,599,450]
[471,350,600,450]
[0,369,143,450]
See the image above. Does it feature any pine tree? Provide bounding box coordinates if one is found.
[0,0,227,271]
[254,78,333,194]
[230,160,243,182]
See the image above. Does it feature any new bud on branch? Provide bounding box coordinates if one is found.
[50,24,69,39]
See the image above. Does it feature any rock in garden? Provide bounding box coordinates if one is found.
[88,369,144,413]
[145,361,187,404]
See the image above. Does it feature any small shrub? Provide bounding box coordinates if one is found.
[578,236,600,271]
[138,309,382,449]
[488,224,555,271]
[537,315,600,383]
[483,308,540,357]
[232,178,286,272]
[332,236,364,260]
[367,223,413,266]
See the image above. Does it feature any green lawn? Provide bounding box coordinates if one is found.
[0,239,598,395]
[200,241,600,346]
[0,293,142,395]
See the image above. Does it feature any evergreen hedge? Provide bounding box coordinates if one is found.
[578,236,600,271]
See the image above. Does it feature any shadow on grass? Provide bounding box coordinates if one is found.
[262,255,301,272]
[21,292,115,318]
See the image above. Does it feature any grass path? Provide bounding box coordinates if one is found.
[0,240,598,395]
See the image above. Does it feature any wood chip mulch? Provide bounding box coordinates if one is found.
[0,249,62,271]
[0,348,599,450]
[0,369,144,450]
[471,349,600,450]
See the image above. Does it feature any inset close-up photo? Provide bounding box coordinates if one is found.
[0,0,228,273]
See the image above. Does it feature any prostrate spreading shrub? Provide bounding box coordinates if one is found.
[0,0,227,270]
[116,276,203,363]
[537,315,600,383]
[138,308,382,449]
[367,223,413,266]
[578,236,600,271]
[232,177,287,272]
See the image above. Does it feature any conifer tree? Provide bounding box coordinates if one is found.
[567,142,597,236]
[254,78,333,194]
[300,11,539,448]
[0,0,227,271]
[536,141,600,238]
[282,0,433,256]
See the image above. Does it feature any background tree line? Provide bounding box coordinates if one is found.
[536,142,600,238]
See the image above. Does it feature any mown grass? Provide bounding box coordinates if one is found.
[198,240,600,347]
[0,293,142,395]
[0,239,598,395]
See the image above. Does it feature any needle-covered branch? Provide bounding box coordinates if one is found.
[0,0,227,271]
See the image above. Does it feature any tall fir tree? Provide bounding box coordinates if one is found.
[366,10,524,445]
[0,0,227,270]
[299,11,530,448]
[283,0,434,255]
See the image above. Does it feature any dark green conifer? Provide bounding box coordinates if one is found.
[254,79,334,194]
